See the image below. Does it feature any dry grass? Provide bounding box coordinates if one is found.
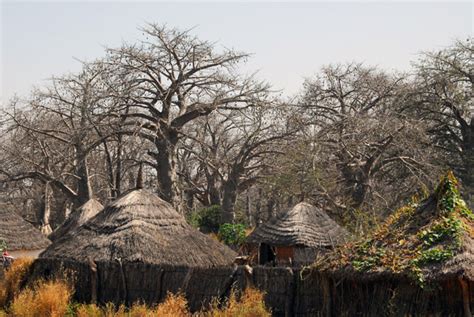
[75,304,103,317]
[199,288,271,317]
[155,292,190,316]
[0,258,34,307]
[9,279,72,317]
[2,275,269,317]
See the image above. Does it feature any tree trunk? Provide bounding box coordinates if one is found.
[115,138,123,197]
[221,177,239,224]
[62,200,73,222]
[208,171,222,206]
[75,146,93,207]
[266,193,275,220]
[184,189,194,212]
[103,140,116,199]
[154,131,182,212]
[461,122,474,208]
[246,189,252,226]
[40,182,53,235]
[255,187,263,226]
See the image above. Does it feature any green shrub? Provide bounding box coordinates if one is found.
[187,205,222,233]
[218,223,247,247]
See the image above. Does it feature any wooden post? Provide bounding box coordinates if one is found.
[459,276,471,317]
[88,258,98,304]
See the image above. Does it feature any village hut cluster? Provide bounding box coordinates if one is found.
[1,172,473,315]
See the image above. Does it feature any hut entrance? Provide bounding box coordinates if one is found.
[259,243,275,265]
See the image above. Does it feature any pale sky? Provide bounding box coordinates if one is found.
[1,1,472,103]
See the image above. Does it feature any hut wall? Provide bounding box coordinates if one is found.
[28,260,472,316]
[275,246,294,264]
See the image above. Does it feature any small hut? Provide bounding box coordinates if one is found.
[0,208,51,258]
[246,202,348,266]
[313,172,473,316]
[48,199,103,242]
[41,189,237,267]
[34,188,237,306]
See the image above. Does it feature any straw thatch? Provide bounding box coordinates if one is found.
[316,172,474,283]
[48,199,103,242]
[40,189,237,267]
[247,202,348,248]
[0,208,51,251]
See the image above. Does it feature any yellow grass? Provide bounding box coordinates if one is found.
[0,258,34,307]
[2,274,269,317]
[199,287,271,317]
[155,292,190,317]
[10,279,72,317]
[75,304,103,317]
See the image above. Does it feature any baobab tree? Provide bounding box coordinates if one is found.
[411,40,473,206]
[2,62,115,209]
[299,63,441,223]
[104,24,269,211]
[180,104,295,222]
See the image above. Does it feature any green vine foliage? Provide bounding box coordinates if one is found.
[319,171,473,287]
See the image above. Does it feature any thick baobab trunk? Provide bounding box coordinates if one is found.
[461,122,474,208]
[266,193,275,220]
[221,175,239,224]
[245,190,253,226]
[207,171,222,206]
[75,146,93,207]
[184,189,195,212]
[221,165,246,224]
[154,130,182,212]
[255,188,263,226]
[114,139,123,197]
[40,182,53,235]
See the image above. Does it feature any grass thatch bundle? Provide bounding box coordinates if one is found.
[48,199,103,242]
[40,189,237,267]
[246,202,348,248]
[0,209,50,251]
[315,171,474,284]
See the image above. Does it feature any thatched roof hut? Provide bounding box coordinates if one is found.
[41,189,237,267]
[48,199,103,242]
[313,172,473,315]
[316,172,473,282]
[0,208,51,255]
[246,202,348,265]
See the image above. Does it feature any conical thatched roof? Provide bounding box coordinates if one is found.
[316,172,474,282]
[49,199,103,242]
[246,202,348,248]
[0,208,51,251]
[40,189,237,267]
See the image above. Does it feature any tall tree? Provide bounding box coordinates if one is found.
[105,24,268,211]
[298,63,441,225]
[3,62,114,208]
[180,104,294,222]
[412,40,473,206]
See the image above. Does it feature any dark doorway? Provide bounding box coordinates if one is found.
[259,243,275,265]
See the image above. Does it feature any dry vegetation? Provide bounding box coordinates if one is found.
[0,258,34,307]
[0,261,270,317]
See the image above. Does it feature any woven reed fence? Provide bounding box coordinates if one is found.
[28,260,471,316]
